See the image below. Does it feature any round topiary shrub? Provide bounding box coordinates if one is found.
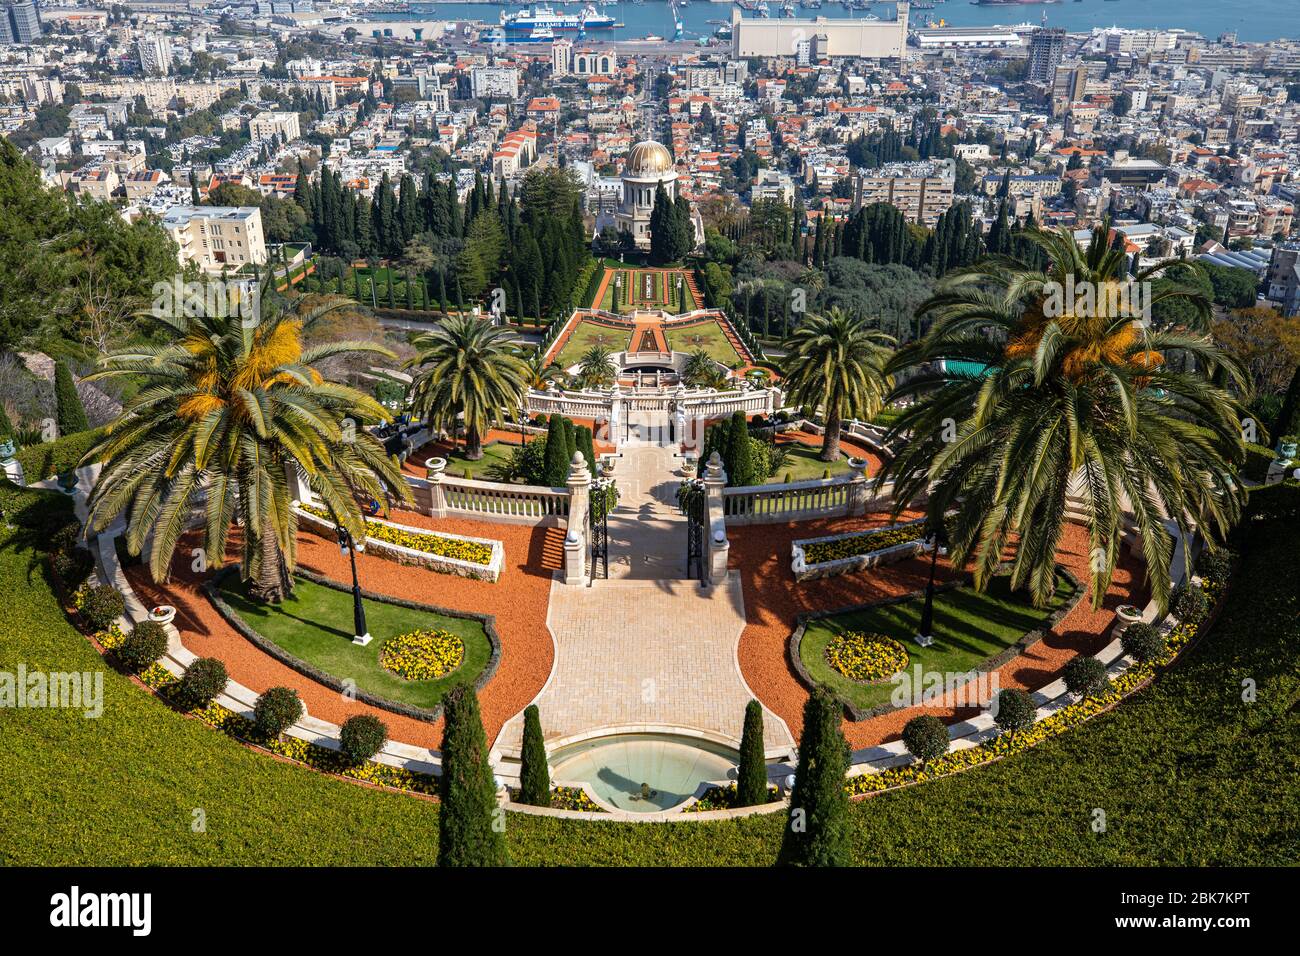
[1121,622,1167,663]
[1063,655,1109,698]
[992,688,1036,733]
[339,713,388,763]
[1172,584,1210,624]
[254,686,304,739]
[76,584,125,631]
[901,714,949,762]
[48,524,93,588]
[178,657,228,708]
[118,620,168,671]
[1194,547,1233,582]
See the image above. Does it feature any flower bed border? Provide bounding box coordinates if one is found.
[787,564,1084,721]
[791,517,929,582]
[203,567,502,723]
[294,503,504,582]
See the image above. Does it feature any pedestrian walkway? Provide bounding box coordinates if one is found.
[491,409,796,759]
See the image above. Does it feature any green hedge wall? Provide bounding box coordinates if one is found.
[14,428,105,482]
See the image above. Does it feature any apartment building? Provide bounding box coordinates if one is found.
[137,34,172,76]
[160,205,267,272]
[853,160,955,225]
[248,111,301,142]
[470,66,519,100]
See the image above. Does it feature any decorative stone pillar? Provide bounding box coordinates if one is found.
[703,451,730,585]
[425,457,447,518]
[846,457,869,516]
[563,451,591,585]
[609,384,622,449]
[285,461,312,505]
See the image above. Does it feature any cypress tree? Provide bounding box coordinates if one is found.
[518,704,551,807]
[560,416,577,467]
[0,400,13,438]
[437,685,510,867]
[576,424,596,476]
[777,687,851,867]
[737,699,768,807]
[722,411,753,487]
[1274,364,1300,443]
[54,361,89,436]
[541,415,568,486]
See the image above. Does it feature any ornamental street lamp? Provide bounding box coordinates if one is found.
[915,518,949,648]
[336,522,371,646]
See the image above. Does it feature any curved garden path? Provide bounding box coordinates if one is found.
[730,517,1146,749]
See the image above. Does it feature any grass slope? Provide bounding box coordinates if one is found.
[217,575,492,710]
[1,484,1296,865]
[664,321,741,366]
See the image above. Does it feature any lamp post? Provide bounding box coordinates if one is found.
[336,522,371,646]
[915,519,948,648]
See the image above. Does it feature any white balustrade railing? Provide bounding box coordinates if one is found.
[406,471,570,526]
[723,478,853,525]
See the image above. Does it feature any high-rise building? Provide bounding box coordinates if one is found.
[137,34,172,76]
[3,1,43,44]
[1027,28,1066,84]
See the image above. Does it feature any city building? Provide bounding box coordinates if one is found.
[2,1,42,44]
[612,139,681,251]
[137,34,173,76]
[159,205,267,272]
[470,66,519,100]
[731,6,908,60]
[1027,28,1066,85]
[248,111,301,142]
[853,159,956,225]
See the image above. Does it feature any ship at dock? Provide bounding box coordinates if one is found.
[498,4,616,32]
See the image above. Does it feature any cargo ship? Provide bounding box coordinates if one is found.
[498,4,616,31]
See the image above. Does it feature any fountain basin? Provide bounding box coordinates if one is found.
[550,732,738,813]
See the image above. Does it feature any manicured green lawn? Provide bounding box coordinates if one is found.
[664,320,741,366]
[3,480,1296,866]
[554,318,632,369]
[217,575,491,711]
[800,573,1075,713]
[439,440,519,480]
[768,443,851,483]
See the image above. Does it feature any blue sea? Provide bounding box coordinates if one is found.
[387,0,1300,44]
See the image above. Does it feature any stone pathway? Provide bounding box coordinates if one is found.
[493,409,795,760]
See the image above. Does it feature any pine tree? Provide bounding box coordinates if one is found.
[776,687,851,867]
[437,686,510,867]
[737,699,768,807]
[54,361,89,436]
[518,704,551,807]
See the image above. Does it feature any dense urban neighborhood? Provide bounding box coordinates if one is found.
[0,0,1297,905]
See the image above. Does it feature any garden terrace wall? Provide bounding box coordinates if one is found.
[790,517,928,581]
[294,503,505,581]
[404,473,571,527]
[203,567,502,724]
[787,565,1085,721]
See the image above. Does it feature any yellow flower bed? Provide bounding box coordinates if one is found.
[298,504,493,566]
[825,632,910,683]
[683,782,782,812]
[803,524,925,565]
[379,628,465,681]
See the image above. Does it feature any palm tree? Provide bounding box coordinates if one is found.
[576,345,617,390]
[404,314,528,460]
[520,347,562,392]
[781,306,895,461]
[877,226,1248,612]
[83,293,408,604]
[681,348,718,388]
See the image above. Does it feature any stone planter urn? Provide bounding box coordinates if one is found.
[149,605,177,626]
[1116,604,1143,627]
[680,457,697,478]
[57,469,78,495]
[1277,438,1298,462]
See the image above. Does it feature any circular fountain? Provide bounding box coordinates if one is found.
[549,732,738,813]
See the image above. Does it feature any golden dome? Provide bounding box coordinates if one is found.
[625,140,675,178]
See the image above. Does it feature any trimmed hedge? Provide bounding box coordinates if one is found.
[254,687,305,739]
[901,715,949,762]
[340,714,388,762]
[118,621,169,671]
[179,657,228,708]
[14,428,105,482]
[1120,622,1166,663]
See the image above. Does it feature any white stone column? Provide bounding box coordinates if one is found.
[703,451,730,585]
[286,461,312,505]
[563,451,591,585]
[425,457,447,518]
[609,385,622,449]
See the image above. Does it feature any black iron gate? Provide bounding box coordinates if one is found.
[589,487,609,582]
[684,486,707,584]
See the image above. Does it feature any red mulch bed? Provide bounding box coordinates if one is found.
[125,515,560,750]
[730,517,1147,749]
